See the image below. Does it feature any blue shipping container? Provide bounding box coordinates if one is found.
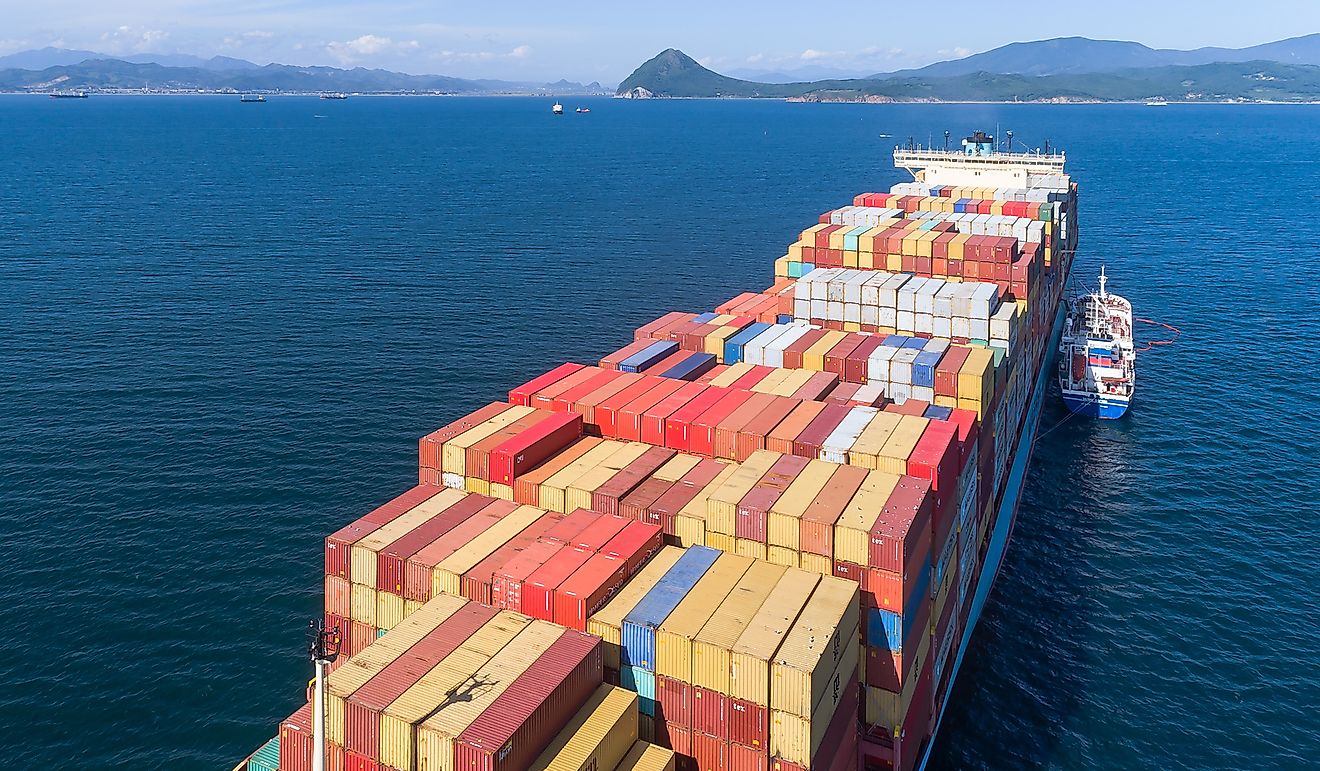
[865,554,932,653]
[882,335,909,349]
[923,405,954,421]
[788,262,804,278]
[722,322,773,365]
[622,665,657,715]
[912,350,944,388]
[661,352,717,381]
[621,545,721,670]
[692,312,718,324]
[619,340,678,373]
[247,737,279,771]
[901,337,928,350]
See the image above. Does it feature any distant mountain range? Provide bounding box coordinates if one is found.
[0,47,608,94]
[617,42,1320,102]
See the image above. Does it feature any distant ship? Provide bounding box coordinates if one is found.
[49,91,88,99]
[320,93,348,100]
[240,94,266,103]
[1058,267,1135,418]
[552,101,564,115]
[575,107,590,113]
[1145,99,1169,106]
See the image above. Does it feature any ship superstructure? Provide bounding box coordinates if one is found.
[1058,268,1134,419]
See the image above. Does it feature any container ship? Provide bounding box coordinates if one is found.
[234,131,1077,771]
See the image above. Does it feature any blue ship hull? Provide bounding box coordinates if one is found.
[1060,391,1130,419]
[915,302,1066,771]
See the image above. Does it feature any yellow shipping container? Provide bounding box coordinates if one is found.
[655,553,752,682]
[431,504,546,597]
[858,251,875,270]
[875,415,929,476]
[767,460,835,551]
[803,331,847,372]
[705,531,735,552]
[416,620,562,771]
[770,369,817,398]
[529,685,639,771]
[865,623,932,731]
[705,327,745,360]
[404,599,422,617]
[774,256,791,276]
[565,442,651,512]
[843,321,861,333]
[691,561,787,695]
[843,250,859,269]
[350,488,466,585]
[464,476,490,496]
[325,594,469,747]
[800,224,830,241]
[833,470,901,565]
[827,229,847,250]
[673,515,706,548]
[959,347,995,405]
[615,741,677,771]
[769,632,861,765]
[847,411,902,470]
[916,230,938,258]
[707,362,756,387]
[441,405,533,474]
[799,552,831,576]
[588,547,684,671]
[934,395,957,409]
[488,481,513,501]
[948,233,971,261]
[729,568,820,707]
[767,545,799,568]
[351,582,377,627]
[379,646,492,771]
[750,368,791,395]
[376,591,405,631]
[769,576,861,718]
[885,254,902,271]
[735,538,768,560]
[651,453,703,483]
[538,440,628,512]
[706,450,780,535]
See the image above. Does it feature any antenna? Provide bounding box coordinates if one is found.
[944,130,950,151]
[308,619,342,771]
[1006,129,1014,153]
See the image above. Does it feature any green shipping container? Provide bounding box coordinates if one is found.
[247,736,279,771]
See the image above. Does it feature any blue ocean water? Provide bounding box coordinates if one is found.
[2,95,1317,769]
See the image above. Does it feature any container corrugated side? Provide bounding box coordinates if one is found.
[705,450,780,536]
[769,576,861,718]
[833,471,901,566]
[765,460,834,553]
[615,740,677,771]
[690,560,787,696]
[431,504,547,597]
[621,545,721,671]
[528,684,639,771]
[415,620,564,771]
[586,546,684,671]
[655,553,754,683]
[769,632,860,766]
[349,488,469,585]
[378,645,492,770]
[729,568,820,708]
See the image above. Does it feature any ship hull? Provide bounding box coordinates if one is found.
[1061,390,1130,419]
[915,300,1067,771]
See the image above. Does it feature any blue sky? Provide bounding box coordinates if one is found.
[4,0,1319,82]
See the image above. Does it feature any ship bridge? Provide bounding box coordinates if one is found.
[894,131,1067,189]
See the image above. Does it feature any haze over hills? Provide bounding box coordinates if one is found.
[617,46,1320,102]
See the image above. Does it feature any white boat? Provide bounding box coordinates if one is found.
[1058,267,1135,418]
[575,107,590,113]
[1145,99,1168,106]
[240,94,266,103]
[552,101,564,115]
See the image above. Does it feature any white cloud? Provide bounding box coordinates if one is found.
[99,26,170,54]
[431,45,533,64]
[937,47,973,59]
[800,49,844,61]
[325,34,420,64]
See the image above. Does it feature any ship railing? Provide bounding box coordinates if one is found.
[893,148,1067,172]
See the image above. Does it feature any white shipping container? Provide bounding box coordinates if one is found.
[969,318,990,340]
[764,325,814,368]
[867,346,897,382]
[934,284,958,317]
[890,348,920,385]
[794,299,810,319]
[442,472,464,490]
[932,317,952,338]
[844,272,870,305]
[911,385,935,403]
[914,313,933,335]
[819,406,880,464]
[826,300,844,320]
[951,316,971,339]
[923,338,949,354]
[810,299,828,319]
[888,382,912,404]
[896,310,915,333]
[743,326,794,366]
[844,302,861,324]
[878,307,898,328]
[852,383,887,405]
[880,275,910,308]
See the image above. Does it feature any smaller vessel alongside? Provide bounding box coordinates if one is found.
[1058,267,1135,418]
[240,94,266,103]
[552,101,564,114]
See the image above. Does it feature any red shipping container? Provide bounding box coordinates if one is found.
[728,741,769,771]
[636,382,707,445]
[403,499,516,602]
[728,697,768,749]
[279,703,313,771]
[790,371,840,401]
[813,679,861,771]
[734,396,800,462]
[765,401,826,456]
[325,575,350,617]
[571,511,629,551]
[601,519,664,575]
[713,392,779,459]
[419,403,513,478]
[551,370,621,413]
[668,723,693,757]
[886,398,929,417]
[735,454,810,542]
[814,225,842,248]
[486,412,584,485]
[513,438,600,504]
[946,409,979,465]
[344,603,496,756]
[325,485,443,580]
[568,372,642,421]
[658,674,692,727]
[349,621,374,657]
[619,477,677,526]
[934,347,970,398]
[728,365,775,391]
[907,422,957,509]
[843,336,885,384]
[524,367,597,410]
[508,363,586,407]
[465,410,554,480]
[592,446,676,515]
[800,464,868,557]
[384,494,494,590]
[453,631,604,771]
[825,382,863,406]
[634,312,691,342]
[689,390,757,457]
[522,545,595,620]
[553,552,628,630]
[691,686,728,739]
[692,732,727,771]
[648,459,728,536]
[491,539,563,610]
[595,378,666,437]
[662,386,728,451]
[792,403,852,458]
[343,751,377,771]
[460,513,564,605]
[781,329,827,370]
[823,335,866,379]
[616,379,688,441]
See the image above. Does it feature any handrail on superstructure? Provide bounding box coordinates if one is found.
[893,147,1067,172]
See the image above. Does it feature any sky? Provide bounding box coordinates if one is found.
[3,0,1319,83]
